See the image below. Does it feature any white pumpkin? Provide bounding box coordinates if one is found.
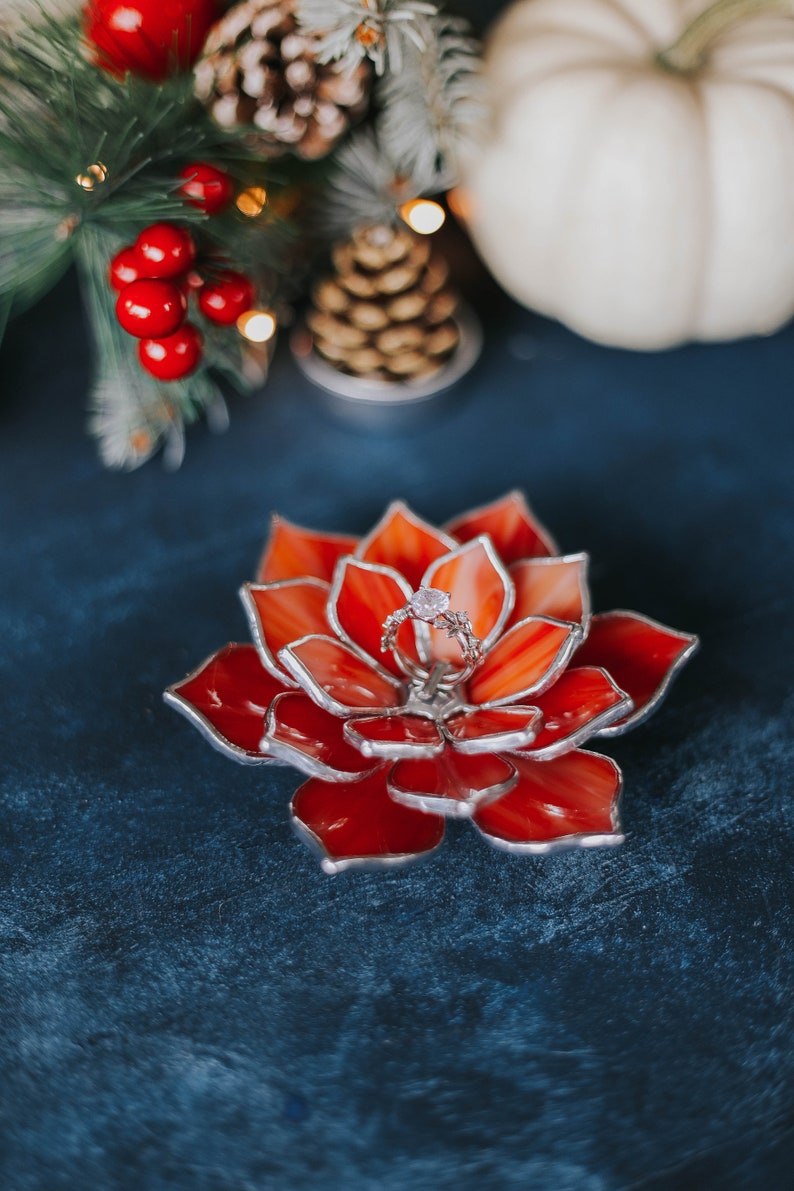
[462,0,794,349]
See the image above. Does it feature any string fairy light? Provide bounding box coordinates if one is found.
[399,198,446,234]
[74,161,108,191]
[236,186,268,217]
[446,187,472,223]
[236,309,277,342]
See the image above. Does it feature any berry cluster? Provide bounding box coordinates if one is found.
[109,163,256,381]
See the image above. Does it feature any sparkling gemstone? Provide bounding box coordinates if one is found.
[409,587,450,621]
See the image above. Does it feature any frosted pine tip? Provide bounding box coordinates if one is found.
[355,24,381,49]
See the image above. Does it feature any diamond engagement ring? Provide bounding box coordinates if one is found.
[380,586,483,691]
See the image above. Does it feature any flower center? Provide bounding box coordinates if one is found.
[405,666,463,717]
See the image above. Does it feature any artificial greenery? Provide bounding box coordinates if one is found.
[0,14,301,466]
[0,2,481,468]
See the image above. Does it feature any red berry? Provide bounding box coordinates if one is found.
[84,0,219,81]
[116,279,187,338]
[108,246,141,292]
[178,163,235,215]
[198,270,256,325]
[134,223,196,279]
[138,323,203,381]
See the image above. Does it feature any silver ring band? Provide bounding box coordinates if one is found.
[380,586,483,689]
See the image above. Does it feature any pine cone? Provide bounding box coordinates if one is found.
[194,0,369,160]
[306,225,461,383]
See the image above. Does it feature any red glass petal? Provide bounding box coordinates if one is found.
[473,750,623,852]
[328,557,420,677]
[509,554,589,629]
[524,667,631,758]
[165,643,285,761]
[468,617,578,706]
[388,750,518,817]
[291,769,445,873]
[242,579,331,680]
[345,713,445,758]
[357,501,456,590]
[279,635,404,714]
[574,612,698,735]
[265,691,378,780]
[422,537,514,663]
[257,514,357,583]
[443,706,542,753]
[446,491,557,564]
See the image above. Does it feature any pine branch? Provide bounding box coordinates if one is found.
[316,128,408,237]
[307,5,483,240]
[0,14,295,463]
[0,171,74,317]
[297,0,437,75]
[377,13,483,192]
[0,17,295,295]
[0,1,483,467]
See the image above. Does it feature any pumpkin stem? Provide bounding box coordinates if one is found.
[656,0,794,74]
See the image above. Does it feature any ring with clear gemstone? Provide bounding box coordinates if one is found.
[380,587,483,692]
[409,587,451,622]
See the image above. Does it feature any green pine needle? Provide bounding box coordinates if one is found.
[0,14,295,465]
[0,4,483,467]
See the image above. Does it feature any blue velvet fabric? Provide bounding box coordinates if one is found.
[2,255,793,1190]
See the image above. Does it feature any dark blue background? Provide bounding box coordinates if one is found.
[2,225,794,1187]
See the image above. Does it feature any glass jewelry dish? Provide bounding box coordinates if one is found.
[165,493,698,873]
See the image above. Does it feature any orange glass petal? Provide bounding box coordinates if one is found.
[244,580,331,674]
[257,515,357,583]
[265,691,376,779]
[473,750,622,849]
[444,706,542,752]
[291,769,445,873]
[509,555,588,627]
[469,618,577,706]
[388,750,517,816]
[166,496,699,871]
[358,502,456,590]
[345,713,444,756]
[423,538,513,662]
[165,643,285,758]
[525,667,631,756]
[330,558,419,677]
[280,635,403,713]
[575,612,698,732]
[447,491,557,564]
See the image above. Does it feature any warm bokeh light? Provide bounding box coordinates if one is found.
[399,198,446,235]
[236,186,268,217]
[446,187,473,223]
[75,161,108,191]
[236,309,277,343]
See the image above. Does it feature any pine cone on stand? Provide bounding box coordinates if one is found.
[195,0,370,160]
[306,225,461,384]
